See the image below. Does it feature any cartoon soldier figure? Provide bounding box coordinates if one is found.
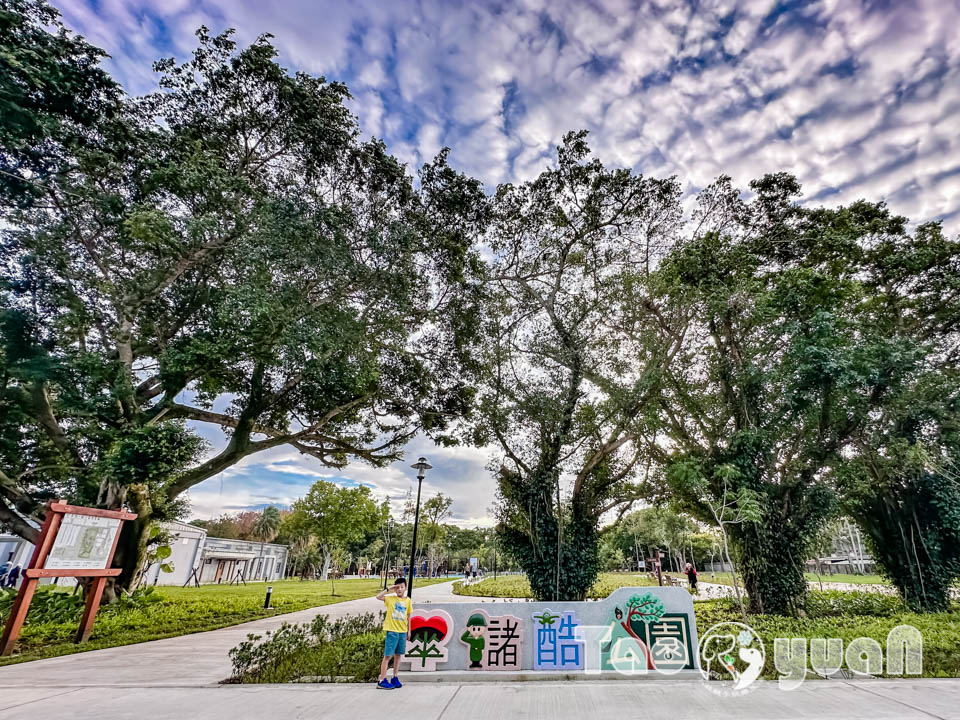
[461,613,488,668]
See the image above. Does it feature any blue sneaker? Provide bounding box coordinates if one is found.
[390,677,402,689]
[377,679,393,690]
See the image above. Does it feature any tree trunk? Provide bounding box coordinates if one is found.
[99,483,153,602]
[319,551,332,582]
[735,522,808,615]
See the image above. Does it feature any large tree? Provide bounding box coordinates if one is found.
[657,175,960,614]
[473,132,686,601]
[0,0,119,205]
[287,479,387,580]
[829,222,960,611]
[0,20,485,596]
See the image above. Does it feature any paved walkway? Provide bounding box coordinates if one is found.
[2,580,959,719]
[2,679,959,719]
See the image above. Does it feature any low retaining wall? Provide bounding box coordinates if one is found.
[401,587,699,675]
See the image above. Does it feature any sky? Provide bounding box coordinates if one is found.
[51,0,960,526]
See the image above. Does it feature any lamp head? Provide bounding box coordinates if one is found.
[411,456,432,479]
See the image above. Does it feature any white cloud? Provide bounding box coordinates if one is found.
[49,0,960,520]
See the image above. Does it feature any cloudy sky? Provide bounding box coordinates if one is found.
[53,0,960,525]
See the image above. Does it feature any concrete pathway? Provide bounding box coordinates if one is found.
[3,580,959,719]
[0,580,471,688]
[2,679,959,720]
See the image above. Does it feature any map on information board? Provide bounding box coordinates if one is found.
[45,513,121,570]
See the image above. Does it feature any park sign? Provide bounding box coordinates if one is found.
[0,501,136,656]
[401,586,699,675]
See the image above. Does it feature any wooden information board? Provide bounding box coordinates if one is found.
[0,501,136,655]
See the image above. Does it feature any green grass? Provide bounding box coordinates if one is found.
[804,572,889,585]
[699,571,890,587]
[0,577,445,667]
[453,572,659,599]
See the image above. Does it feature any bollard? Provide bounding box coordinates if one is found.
[264,585,273,609]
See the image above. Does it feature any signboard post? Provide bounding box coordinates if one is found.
[0,501,136,655]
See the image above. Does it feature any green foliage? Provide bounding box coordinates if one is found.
[840,465,960,612]
[290,480,387,579]
[0,10,485,593]
[0,585,162,625]
[477,132,685,601]
[696,591,960,678]
[802,589,908,617]
[229,612,384,683]
[452,572,658,599]
[251,506,282,544]
[0,0,120,204]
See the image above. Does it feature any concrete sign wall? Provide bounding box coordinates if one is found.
[402,587,699,675]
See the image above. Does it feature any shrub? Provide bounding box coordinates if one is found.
[0,585,164,626]
[229,611,384,683]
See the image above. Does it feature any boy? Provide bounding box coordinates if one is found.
[375,578,412,689]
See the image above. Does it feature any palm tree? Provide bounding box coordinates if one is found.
[251,506,282,580]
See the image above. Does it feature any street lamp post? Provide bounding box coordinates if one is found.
[382,518,393,590]
[407,457,432,597]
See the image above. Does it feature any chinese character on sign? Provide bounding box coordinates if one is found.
[646,617,691,670]
[533,609,584,670]
[486,615,523,669]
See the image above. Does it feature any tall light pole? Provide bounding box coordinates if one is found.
[407,457,432,596]
[381,518,393,590]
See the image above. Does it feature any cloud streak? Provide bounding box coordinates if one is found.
[52,0,960,522]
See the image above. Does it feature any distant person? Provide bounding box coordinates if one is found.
[684,562,698,592]
[5,564,22,589]
[374,578,412,690]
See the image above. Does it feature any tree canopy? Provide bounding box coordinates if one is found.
[0,15,485,593]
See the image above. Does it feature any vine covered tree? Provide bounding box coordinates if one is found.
[658,175,960,614]
[474,132,686,601]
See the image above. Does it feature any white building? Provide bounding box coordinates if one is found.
[1,520,288,587]
[0,533,33,568]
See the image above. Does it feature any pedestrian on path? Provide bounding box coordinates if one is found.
[375,578,412,690]
[684,562,698,593]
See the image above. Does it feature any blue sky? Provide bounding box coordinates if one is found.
[52,0,960,524]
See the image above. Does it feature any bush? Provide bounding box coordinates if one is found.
[229,611,384,683]
[695,591,960,678]
[804,589,907,617]
[0,585,164,626]
[453,572,657,600]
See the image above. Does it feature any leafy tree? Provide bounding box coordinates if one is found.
[826,221,960,611]
[0,0,120,204]
[0,21,484,596]
[474,132,685,601]
[419,493,452,575]
[603,507,718,571]
[290,480,387,580]
[250,506,282,580]
[656,175,960,614]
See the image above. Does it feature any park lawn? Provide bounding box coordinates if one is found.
[453,572,658,599]
[0,577,446,667]
[698,571,889,587]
